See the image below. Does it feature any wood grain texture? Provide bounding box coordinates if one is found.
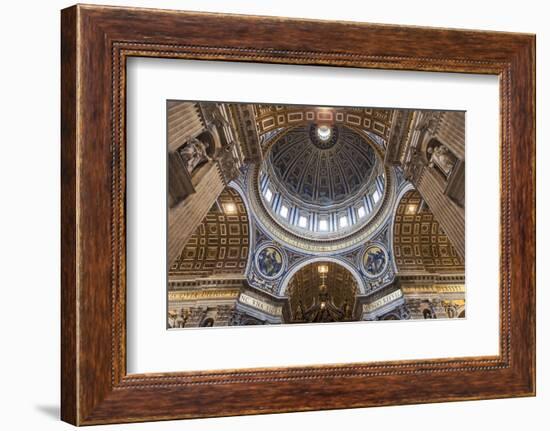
[60,5,78,425]
[60,4,536,425]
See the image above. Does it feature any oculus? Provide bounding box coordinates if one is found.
[316,125,332,141]
[309,123,338,149]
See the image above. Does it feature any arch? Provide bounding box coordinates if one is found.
[392,189,464,274]
[278,256,366,296]
[227,181,254,276]
[169,187,250,278]
[284,260,359,323]
[389,183,415,273]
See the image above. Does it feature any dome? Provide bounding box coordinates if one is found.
[258,124,386,240]
[267,125,376,207]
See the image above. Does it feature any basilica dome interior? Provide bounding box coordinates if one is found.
[258,124,385,241]
[166,102,465,328]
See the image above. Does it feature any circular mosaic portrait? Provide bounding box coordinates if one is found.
[255,245,285,279]
[362,244,388,277]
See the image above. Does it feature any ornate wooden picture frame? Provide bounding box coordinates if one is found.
[61,4,535,425]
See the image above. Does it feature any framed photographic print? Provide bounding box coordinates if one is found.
[61,4,536,425]
[163,100,466,329]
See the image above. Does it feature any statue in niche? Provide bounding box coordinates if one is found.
[427,144,456,177]
[179,137,211,174]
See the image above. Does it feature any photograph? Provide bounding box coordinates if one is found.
[167,102,466,328]
[0,0,539,428]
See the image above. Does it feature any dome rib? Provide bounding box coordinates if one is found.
[267,125,377,208]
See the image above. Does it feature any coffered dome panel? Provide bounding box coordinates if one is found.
[255,124,389,244]
[268,125,376,207]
